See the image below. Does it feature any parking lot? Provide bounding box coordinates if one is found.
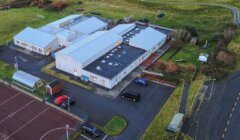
[0,83,79,140]
[0,46,174,140]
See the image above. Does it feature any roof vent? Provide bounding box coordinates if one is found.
[118,55,121,57]
[118,46,122,49]
[114,48,117,51]
[96,66,101,71]
[108,62,113,66]
[123,51,126,54]
[101,60,106,63]
[111,50,115,53]
[109,53,113,56]
[115,63,119,66]
[106,55,110,58]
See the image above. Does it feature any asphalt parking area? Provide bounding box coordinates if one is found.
[0,83,79,140]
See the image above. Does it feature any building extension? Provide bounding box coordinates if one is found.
[56,23,167,89]
[14,14,107,55]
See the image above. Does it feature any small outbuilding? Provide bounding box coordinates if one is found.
[46,79,63,96]
[198,53,209,63]
[167,113,184,132]
[12,70,43,91]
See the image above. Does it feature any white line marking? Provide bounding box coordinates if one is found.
[80,134,92,140]
[5,108,49,140]
[102,134,108,140]
[40,127,76,140]
[0,100,34,124]
[0,94,20,106]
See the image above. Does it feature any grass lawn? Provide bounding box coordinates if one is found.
[99,115,127,136]
[0,61,15,80]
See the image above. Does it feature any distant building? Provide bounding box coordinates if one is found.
[12,70,43,91]
[56,23,167,89]
[13,14,108,55]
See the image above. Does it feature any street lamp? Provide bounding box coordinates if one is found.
[68,97,70,112]
[66,124,69,140]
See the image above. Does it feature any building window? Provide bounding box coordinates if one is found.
[38,48,42,52]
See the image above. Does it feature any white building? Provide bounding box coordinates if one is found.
[14,14,108,55]
[14,27,58,55]
[56,23,167,89]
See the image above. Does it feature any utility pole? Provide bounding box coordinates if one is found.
[14,56,18,71]
[68,97,71,112]
[66,124,69,140]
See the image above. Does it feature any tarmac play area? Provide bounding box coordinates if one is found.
[0,83,79,140]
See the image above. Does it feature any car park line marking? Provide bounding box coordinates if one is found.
[0,93,20,106]
[0,100,34,124]
[102,134,108,140]
[40,126,76,140]
[80,134,92,140]
[5,108,49,140]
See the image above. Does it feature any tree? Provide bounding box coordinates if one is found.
[185,64,196,73]
[50,0,68,10]
[169,39,184,50]
[216,50,235,67]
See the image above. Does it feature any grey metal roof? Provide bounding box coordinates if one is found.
[12,70,41,88]
[129,27,167,51]
[57,31,123,65]
[83,44,146,79]
[14,27,57,49]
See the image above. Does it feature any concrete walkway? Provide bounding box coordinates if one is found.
[179,82,189,114]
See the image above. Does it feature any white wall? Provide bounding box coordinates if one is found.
[56,54,83,76]
[14,38,58,55]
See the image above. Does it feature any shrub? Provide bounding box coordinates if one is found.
[216,50,235,67]
[50,0,68,11]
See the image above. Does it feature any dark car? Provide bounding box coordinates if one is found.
[120,92,140,102]
[82,123,102,138]
[134,78,148,86]
[61,100,76,109]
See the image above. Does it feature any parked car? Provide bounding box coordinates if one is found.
[54,95,68,105]
[61,100,76,109]
[120,92,140,102]
[134,78,148,86]
[82,123,102,138]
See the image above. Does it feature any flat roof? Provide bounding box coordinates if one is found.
[129,27,167,51]
[57,31,123,65]
[70,17,107,34]
[14,27,57,48]
[83,44,146,79]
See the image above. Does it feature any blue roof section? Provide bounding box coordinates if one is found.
[84,44,146,79]
[57,31,123,65]
[14,27,57,48]
[129,27,167,51]
[12,70,41,88]
[110,23,136,35]
[70,17,107,34]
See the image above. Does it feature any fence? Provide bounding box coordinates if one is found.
[0,77,87,123]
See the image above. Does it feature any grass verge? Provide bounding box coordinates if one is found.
[0,61,15,80]
[98,115,127,136]
[141,84,184,140]
[41,62,92,90]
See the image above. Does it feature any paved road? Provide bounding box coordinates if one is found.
[140,0,240,27]
[183,71,240,140]
[179,82,189,114]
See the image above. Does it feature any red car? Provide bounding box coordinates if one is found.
[54,95,68,105]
